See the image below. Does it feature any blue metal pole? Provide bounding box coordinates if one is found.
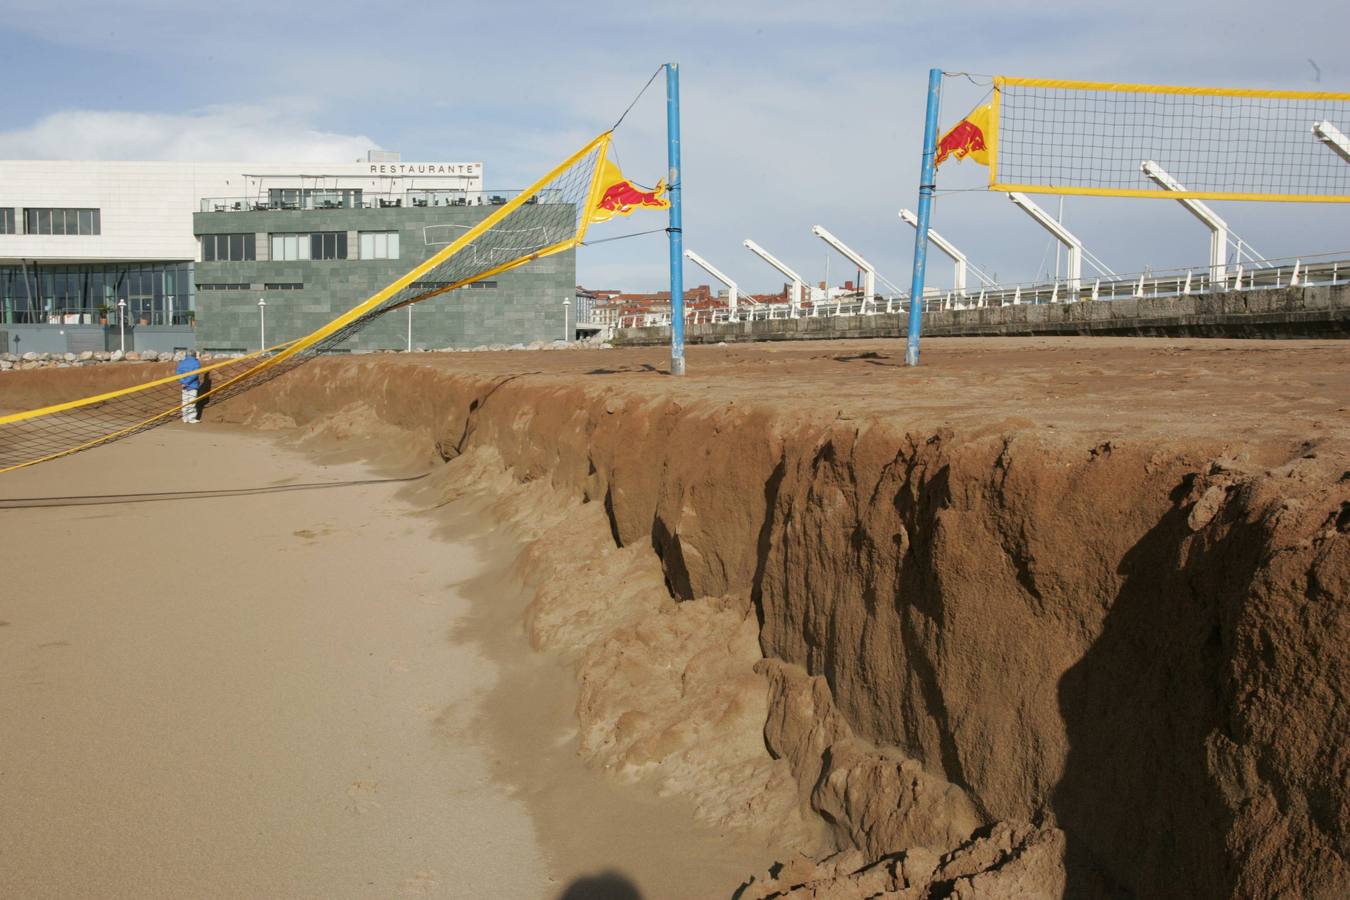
[666,62,685,376]
[906,68,943,367]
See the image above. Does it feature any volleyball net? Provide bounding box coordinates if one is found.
[937,76,1350,202]
[0,128,667,474]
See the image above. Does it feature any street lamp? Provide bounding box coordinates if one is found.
[563,297,572,341]
[258,297,267,352]
[117,298,126,354]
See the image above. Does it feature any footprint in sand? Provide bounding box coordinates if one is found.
[345,780,381,814]
[399,869,441,897]
[292,526,334,540]
[387,657,411,674]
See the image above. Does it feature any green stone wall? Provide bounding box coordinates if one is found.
[192,206,573,352]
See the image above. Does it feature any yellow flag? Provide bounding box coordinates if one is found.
[589,157,670,224]
[935,103,992,169]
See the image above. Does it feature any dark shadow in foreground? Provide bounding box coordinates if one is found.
[1052,476,1257,898]
[585,364,663,375]
[557,870,643,900]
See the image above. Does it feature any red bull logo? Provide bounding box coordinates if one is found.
[936,120,986,166]
[934,104,993,170]
[588,156,672,224]
[596,179,669,215]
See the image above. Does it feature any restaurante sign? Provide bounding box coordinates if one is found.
[367,163,482,176]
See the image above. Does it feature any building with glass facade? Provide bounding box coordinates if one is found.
[1,262,192,327]
[0,154,572,354]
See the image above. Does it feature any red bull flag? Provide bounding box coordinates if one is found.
[935,103,992,169]
[589,157,670,224]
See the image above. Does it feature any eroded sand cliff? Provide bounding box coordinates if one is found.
[7,338,1347,897]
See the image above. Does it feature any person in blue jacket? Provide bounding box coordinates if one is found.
[176,350,202,423]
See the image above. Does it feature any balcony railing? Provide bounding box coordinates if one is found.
[199,189,561,213]
[614,249,1350,330]
[1,307,195,327]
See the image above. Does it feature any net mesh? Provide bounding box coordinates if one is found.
[0,134,611,473]
[992,79,1350,201]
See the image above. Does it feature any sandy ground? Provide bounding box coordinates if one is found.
[0,424,769,899]
[5,336,1348,455]
[402,336,1350,453]
[2,335,1347,899]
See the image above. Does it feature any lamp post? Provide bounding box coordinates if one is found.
[258,297,267,352]
[117,298,126,354]
[406,304,412,352]
[563,297,572,341]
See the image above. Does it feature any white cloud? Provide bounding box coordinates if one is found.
[0,106,379,163]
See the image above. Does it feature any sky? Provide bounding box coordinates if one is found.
[1,0,1348,293]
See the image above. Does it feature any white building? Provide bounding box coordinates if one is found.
[0,152,483,328]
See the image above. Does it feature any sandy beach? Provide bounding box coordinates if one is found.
[0,423,772,898]
[3,336,1347,898]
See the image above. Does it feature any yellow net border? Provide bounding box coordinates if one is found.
[987,76,1350,202]
[1,132,618,474]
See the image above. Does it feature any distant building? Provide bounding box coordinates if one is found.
[590,297,623,332]
[0,152,574,354]
[193,201,573,352]
[573,287,597,324]
[592,284,720,326]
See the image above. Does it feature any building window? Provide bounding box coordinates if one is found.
[196,283,251,291]
[264,282,303,290]
[468,280,498,289]
[269,232,346,260]
[1,262,191,325]
[0,208,14,234]
[275,234,306,261]
[268,189,301,209]
[311,231,348,260]
[359,231,400,260]
[200,233,256,262]
[270,233,311,261]
[267,188,362,209]
[22,207,101,236]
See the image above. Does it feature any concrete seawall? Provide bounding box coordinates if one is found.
[613,284,1350,346]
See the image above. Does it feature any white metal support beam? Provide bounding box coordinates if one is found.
[744,239,805,316]
[1008,192,1083,297]
[810,225,876,310]
[1140,160,1229,285]
[684,249,738,314]
[1313,120,1350,164]
[899,208,968,295]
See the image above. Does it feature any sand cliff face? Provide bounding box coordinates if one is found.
[215,357,1346,899]
[9,351,1345,897]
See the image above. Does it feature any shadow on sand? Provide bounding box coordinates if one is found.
[0,473,429,509]
[557,870,643,900]
[585,364,665,375]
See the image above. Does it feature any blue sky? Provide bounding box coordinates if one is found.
[1,0,1347,292]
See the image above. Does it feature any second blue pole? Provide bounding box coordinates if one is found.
[906,68,942,367]
[666,62,685,376]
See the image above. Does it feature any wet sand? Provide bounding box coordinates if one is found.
[0,424,769,898]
